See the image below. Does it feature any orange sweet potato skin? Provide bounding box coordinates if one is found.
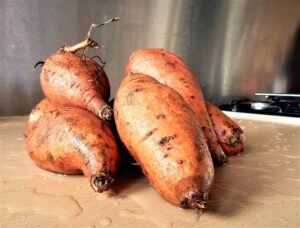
[25,99,119,192]
[40,51,112,121]
[125,48,226,165]
[206,102,246,155]
[114,73,214,209]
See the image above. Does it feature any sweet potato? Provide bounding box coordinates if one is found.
[114,73,214,209]
[25,99,119,192]
[40,50,112,121]
[125,48,226,165]
[206,102,246,155]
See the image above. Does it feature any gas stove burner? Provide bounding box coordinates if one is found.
[250,102,271,110]
[220,93,300,117]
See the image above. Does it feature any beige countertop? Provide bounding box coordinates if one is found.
[0,113,300,227]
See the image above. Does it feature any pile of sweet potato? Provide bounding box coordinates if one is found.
[25,21,245,210]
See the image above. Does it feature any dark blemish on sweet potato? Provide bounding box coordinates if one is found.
[201,126,206,131]
[59,161,64,168]
[156,114,166,119]
[167,147,173,151]
[163,154,169,158]
[158,135,177,146]
[186,85,189,88]
[137,79,145,83]
[176,160,183,164]
[162,53,166,56]
[222,130,226,136]
[209,113,212,117]
[100,122,105,130]
[85,160,90,167]
[143,128,158,140]
[191,95,195,99]
[102,142,111,149]
[166,61,177,67]
[97,134,102,138]
[47,153,55,164]
[134,88,143,92]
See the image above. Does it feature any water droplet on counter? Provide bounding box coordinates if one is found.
[119,209,138,218]
[113,201,120,206]
[99,217,112,226]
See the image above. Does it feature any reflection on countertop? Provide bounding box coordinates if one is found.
[0,113,299,227]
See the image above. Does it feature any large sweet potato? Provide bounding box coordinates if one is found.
[125,48,226,165]
[40,51,112,121]
[114,73,214,209]
[25,99,119,192]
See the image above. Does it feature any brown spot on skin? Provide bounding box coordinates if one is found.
[47,153,55,164]
[186,85,189,88]
[158,135,177,146]
[85,160,90,167]
[166,61,177,67]
[222,130,226,136]
[176,160,183,164]
[143,128,158,140]
[201,126,206,131]
[162,53,166,56]
[190,95,195,99]
[163,154,169,158]
[97,134,102,138]
[100,122,105,130]
[134,88,143,92]
[167,147,173,151]
[137,80,145,83]
[102,142,111,149]
[156,114,166,119]
[59,161,64,168]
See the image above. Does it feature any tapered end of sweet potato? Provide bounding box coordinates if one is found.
[213,151,228,166]
[99,105,113,122]
[180,191,208,210]
[91,173,113,193]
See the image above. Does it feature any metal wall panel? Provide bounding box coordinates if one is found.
[1,0,299,115]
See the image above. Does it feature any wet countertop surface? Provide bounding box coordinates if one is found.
[0,113,300,227]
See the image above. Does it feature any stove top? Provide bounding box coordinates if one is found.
[219,93,300,117]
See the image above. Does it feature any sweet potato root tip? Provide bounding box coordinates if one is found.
[99,105,113,121]
[180,193,208,210]
[213,152,228,166]
[91,172,113,193]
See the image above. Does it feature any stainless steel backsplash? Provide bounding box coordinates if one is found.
[1,0,299,116]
